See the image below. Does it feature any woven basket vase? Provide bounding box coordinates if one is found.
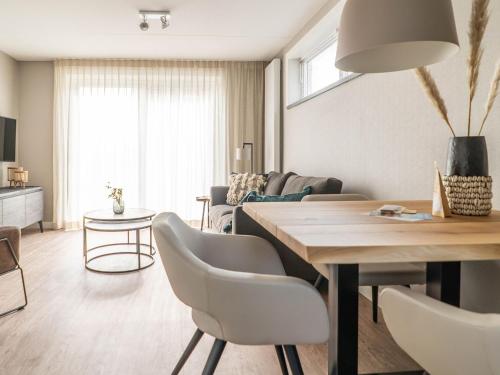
[442,175,492,216]
[444,136,492,216]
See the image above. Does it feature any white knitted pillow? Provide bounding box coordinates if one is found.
[226,173,266,206]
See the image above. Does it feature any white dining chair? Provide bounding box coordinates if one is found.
[302,194,426,323]
[381,286,500,375]
[153,212,329,375]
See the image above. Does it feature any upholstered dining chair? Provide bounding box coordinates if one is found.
[153,212,329,375]
[0,226,27,318]
[381,286,500,375]
[302,194,426,323]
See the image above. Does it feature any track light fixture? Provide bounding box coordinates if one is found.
[160,15,169,29]
[139,15,149,31]
[138,10,170,31]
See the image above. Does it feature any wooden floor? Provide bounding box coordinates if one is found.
[0,228,420,375]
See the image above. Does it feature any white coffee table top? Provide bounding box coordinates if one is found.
[84,208,156,222]
[85,220,153,232]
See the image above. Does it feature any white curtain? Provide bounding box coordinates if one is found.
[53,60,264,229]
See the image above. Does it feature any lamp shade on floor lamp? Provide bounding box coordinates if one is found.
[335,0,459,73]
[235,144,253,173]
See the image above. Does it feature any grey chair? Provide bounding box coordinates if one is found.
[302,194,426,323]
[0,227,27,318]
[381,286,500,375]
[153,212,329,375]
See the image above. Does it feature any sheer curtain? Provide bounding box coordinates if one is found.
[53,60,264,229]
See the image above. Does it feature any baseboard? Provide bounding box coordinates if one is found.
[23,221,55,231]
[42,221,55,230]
[360,286,372,301]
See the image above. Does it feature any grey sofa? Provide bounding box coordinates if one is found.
[209,171,343,281]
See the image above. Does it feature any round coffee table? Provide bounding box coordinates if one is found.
[83,208,156,274]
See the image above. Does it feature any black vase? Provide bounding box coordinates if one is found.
[445,136,488,176]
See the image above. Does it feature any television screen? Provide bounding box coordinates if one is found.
[0,116,16,162]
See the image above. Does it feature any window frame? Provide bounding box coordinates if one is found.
[287,35,362,110]
[299,33,354,99]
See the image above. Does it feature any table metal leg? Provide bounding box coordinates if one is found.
[208,203,211,228]
[426,262,461,307]
[328,264,359,375]
[200,202,206,231]
[150,226,153,255]
[83,219,87,262]
[136,229,141,269]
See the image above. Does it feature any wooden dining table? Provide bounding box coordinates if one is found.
[243,200,500,375]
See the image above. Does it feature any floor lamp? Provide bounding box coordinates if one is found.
[235,143,253,173]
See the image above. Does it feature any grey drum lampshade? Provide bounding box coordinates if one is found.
[335,0,460,73]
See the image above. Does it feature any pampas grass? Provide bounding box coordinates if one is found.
[416,0,498,138]
[415,67,455,136]
[466,0,490,136]
[478,62,500,136]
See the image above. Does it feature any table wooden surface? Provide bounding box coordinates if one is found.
[243,199,500,375]
[243,200,500,264]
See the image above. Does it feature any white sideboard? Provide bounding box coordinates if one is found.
[0,186,44,232]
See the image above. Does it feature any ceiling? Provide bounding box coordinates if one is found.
[0,0,329,61]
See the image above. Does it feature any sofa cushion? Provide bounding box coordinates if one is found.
[263,171,296,195]
[281,175,342,195]
[226,173,267,206]
[209,204,235,232]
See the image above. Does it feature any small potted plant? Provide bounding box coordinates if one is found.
[106,183,124,214]
[415,0,499,216]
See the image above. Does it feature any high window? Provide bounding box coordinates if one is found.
[300,36,351,97]
[285,0,361,107]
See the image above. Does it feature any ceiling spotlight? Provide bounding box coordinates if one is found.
[139,15,149,31]
[138,10,171,31]
[160,15,169,29]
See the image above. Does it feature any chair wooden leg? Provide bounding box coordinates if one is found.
[284,345,304,375]
[202,339,226,375]
[172,329,204,375]
[372,285,379,323]
[275,345,289,375]
[313,274,325,289]
[0,238,28,318]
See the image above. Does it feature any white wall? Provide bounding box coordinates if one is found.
[281,0,500,312]
[265,58,282,172]
[18,62,54,223]
[0,55,54,224]
[0,51,19,185]
[0,51,19,118]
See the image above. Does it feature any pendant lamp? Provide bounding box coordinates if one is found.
[335,0,459,73]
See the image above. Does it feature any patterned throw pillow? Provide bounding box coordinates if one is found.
[226,173,267,206]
